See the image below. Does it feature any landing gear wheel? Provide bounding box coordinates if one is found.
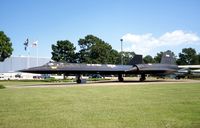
[119,77,124,82]
[139,77,146,82]
[76,74,82,84]
[118,74,124,82]
[76,79,81,84]
[140,74,146,82]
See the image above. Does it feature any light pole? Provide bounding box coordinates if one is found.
[120,39,123,65]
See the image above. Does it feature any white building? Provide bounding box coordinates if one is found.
[0,56,51,73]
[0,56,51,80]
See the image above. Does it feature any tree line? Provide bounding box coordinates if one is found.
[0,31,200,65]
[51,35,136,64]
[143,48,200,65]
[51,34,200,65]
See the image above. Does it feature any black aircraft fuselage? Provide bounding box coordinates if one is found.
[19,51,178,83]
[19,63,177,75]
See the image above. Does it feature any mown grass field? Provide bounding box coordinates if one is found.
[0,81,200,128]
[0,79,72,87]
[0,80,51,87]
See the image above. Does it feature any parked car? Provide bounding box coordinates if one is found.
[89,74,103,78]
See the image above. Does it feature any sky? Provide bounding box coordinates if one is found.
[1,0,200,58]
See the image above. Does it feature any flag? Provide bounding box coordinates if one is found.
[32,41,38,47]
[24,38,29,51]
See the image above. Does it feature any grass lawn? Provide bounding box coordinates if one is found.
[0,82,200,128]
[0,80,71,87]
[0,80,50,87]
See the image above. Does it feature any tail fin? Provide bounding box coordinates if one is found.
[161,51,176,64]
[129,55,143,65]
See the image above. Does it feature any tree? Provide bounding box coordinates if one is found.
[0,31,13,62]
[154,51,164,63]
[77,35,119,64]
[77,35,95,63]
[176,48,199,65]
[109,49,119,64]
[198,53,200,64]
[143,55,155,64]
[90,40,112,64]
[51,40,76,63]
[121,51,135,65]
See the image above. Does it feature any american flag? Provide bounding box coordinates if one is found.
[32,41,38,47]
[24,38,29,51]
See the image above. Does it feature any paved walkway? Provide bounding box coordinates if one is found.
[7,79,200,88]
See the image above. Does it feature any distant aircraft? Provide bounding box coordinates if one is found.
[19,51,178,83]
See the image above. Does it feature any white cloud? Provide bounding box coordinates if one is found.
[122,30,200,55]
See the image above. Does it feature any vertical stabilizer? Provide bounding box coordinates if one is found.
[129,55,143,65]
[161,51,176,64]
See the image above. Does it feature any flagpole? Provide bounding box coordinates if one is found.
[37,44,38,66]
[24,38,29,69]
[32,41,39,66]
[28,46,30,68]
[26,47,30,68]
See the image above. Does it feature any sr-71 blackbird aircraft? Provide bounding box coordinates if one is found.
[20,51,178,83]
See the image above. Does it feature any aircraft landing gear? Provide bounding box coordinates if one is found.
[140,74,146,82]
[76,74,82,83]
[118,74,124,82]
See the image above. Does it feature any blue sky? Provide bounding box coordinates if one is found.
[1,0,200,58]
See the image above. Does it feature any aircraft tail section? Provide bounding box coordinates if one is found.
[160,51,176,65]
[129,55,143,65]
[128,51,176,65]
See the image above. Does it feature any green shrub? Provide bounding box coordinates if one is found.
[43,77,58,82]
[0,84,6,89]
